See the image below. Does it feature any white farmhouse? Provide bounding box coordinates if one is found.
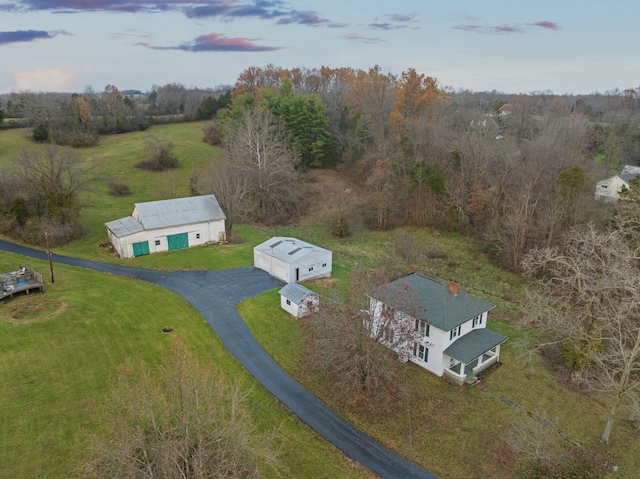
[104,195,226,259]
[595,165,640,203]
[279,283,319,318]
[254,237,332,283]
[367,272,507,384]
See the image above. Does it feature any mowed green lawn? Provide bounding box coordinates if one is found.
[0,252,372,479]
[0,124,374,477]
[0,122,222,262]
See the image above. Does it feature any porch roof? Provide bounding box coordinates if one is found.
[444,328,508,364]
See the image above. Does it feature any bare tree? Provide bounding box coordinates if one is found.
[83,340,279,478]
[19,146,88,222]
[221,106,300,222]
[194,161,251,234]
[300,269,411,409]
[522,223,640,443]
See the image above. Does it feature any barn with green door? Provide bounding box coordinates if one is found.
[105,195,226,259]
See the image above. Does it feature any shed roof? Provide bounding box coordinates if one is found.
[104,216,145,238]
[134,195,226,230]
[279,283,316,304]
[367,273,495,331]
[254,237,331,265]
[444,328,508,363]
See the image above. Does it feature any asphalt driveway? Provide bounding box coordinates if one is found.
[0,239,438,479]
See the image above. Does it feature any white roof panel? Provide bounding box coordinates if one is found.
[104,216,144,238]
[134,195,226,230]
[254,237,331,265]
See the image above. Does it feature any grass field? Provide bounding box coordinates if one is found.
[1,123,638,478]
[239,225,640,478]
[0,253,372,479]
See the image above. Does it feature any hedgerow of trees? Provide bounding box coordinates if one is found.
[0,146,88,246]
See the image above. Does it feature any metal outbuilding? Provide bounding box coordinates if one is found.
[254,237,332,283]
[279,283,319,318]
[105,195,226,259]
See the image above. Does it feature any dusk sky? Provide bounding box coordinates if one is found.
[1,0,638,95]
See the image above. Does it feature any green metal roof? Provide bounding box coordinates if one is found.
[444,328,508,363]
[368,273,495,331]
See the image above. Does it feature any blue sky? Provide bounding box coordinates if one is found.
[0,0,638,95]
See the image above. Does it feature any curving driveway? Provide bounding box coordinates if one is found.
[0,239,438,479]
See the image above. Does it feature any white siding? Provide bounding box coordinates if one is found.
[595,176,628,203]
[111,219,225,259]
[281,295,300,317]
[368,299,491,378]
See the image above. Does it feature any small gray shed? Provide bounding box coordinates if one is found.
[279,283,319,318]
[105,195,226,259]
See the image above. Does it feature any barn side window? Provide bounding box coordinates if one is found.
[196,233,200,239]
[155,240,161,246]
[309,267,314,272]
[286,299,291,305]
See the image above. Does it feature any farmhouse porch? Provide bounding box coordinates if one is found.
[442,328,505,384]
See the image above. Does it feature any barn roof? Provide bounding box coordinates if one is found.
[279,283,316,304]
[367,273,495,332]
[134,195,226,230]
[104,216,145,238]
[254,237,331,264]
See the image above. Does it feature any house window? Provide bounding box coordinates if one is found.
[383,326,395,344]
[414,319,429,337]
[155,240,161,246]
[412,342,428,362]
[472,315,482,328]
[286,299,291,306]
[449,325,462,340]
[196,233,200,239]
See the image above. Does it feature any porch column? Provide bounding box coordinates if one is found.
[458,362,466,377]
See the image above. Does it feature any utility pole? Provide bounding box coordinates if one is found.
[44,232,54,284]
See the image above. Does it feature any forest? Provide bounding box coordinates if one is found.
[1,65,639,268]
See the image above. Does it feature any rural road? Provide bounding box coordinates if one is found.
[0,239,439,479]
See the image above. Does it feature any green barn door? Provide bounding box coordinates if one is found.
[167,233,189,251]
[132,241,150,257]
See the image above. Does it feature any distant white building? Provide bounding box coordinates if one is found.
[279,283,319,318]
[105,195,226,259]
[595,165,640,203]
[253,237,332,283]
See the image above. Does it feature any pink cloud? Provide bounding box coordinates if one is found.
[12,69,78,91]
[137,32,281,52]
[530,21,561,31]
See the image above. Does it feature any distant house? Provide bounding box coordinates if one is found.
[367,273,507,384]
[279,283,319,318]
[253,237,332,283]
[498,103,511,116]
[104,195,226,259]
[595,165,640,203]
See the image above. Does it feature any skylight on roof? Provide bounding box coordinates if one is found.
[270,240,283,248]
[288,247,302,255]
